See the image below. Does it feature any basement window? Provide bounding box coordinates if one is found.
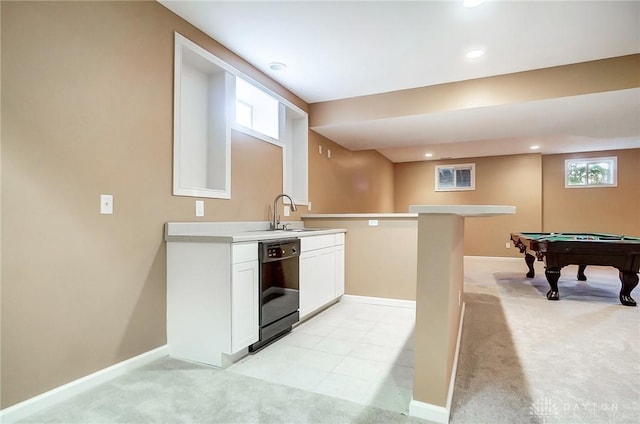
[435,163,476,191]
[565,157,617,188]
[235,77,279,140]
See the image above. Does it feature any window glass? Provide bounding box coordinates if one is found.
[438,168,455,189]
[456,169,472,187]
[235,77,279,140]
[435,163,475,191]
[235,100,252,129]
[565,157,617,188]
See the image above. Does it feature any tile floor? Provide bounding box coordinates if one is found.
[228,299,416,414]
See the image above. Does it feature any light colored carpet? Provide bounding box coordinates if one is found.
[16,257,640,423]
[451,257,640,424]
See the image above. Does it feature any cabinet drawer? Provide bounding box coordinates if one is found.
[301,234,335,252]
[232,242,258,263]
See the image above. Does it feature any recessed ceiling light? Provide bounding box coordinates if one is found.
[424,153,433,158]
[463,0,485,7]
[530,145,540,150]
[268,62,287,71]
[466,49,485,60]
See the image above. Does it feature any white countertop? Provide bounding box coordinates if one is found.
[302,213,417,219]
[408,204,516,216]
[165,221,345,243]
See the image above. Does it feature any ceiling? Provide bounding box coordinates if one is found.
[159,0,640,162]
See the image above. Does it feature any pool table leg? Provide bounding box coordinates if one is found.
[525,254,535,278]
[619,271,638,307]
[577,265,587,281]
[545,268,561,301]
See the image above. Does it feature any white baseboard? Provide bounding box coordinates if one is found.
[465,255,522,262]
[409,302,466,423]
[0,345,168,424]
[340,294,416,309]
[409,400,450,424]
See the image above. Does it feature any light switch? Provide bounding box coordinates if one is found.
[100,194,113,215]
[195,200,205,217]
[319,145,323,154]
[327,149,332,158]
[308,201,312,211]
[284,205,290,217]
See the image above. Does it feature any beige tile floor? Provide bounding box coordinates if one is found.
[228,299,416,414]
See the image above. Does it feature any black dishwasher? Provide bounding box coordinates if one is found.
[249,238,300,352]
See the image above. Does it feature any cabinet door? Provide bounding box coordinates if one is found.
[230,260,259,353]
[335,244,345,297]
[299,251,317,319]
[316,248,336,306]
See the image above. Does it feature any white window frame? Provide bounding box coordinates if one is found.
[435,163,476,191]
[564,156,617,188]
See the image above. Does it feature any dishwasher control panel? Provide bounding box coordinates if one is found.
[260,239,300,262]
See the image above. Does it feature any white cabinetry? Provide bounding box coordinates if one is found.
[299,233,345,319]
[230,245,260,353]
[166,241,258,367]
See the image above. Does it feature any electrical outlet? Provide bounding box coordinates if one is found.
[284,205,290,217]
[505,242,511,249]
[327,149,332,158]
[308,201,312,211]
[319,145,322,154]
[100,194,113,214]
[195,200,204,217]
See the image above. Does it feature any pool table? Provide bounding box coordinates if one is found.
[510,232,640,306]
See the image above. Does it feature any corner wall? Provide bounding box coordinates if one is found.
[308,131,395,213]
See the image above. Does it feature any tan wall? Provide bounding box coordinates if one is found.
[303,217,417,300]
[394,154,543,257]
[0,1,398,408]
[542,149,640,235]
[413,214,465,407]
[308,131,395,213]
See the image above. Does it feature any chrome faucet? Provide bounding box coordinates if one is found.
[271,193,297,230]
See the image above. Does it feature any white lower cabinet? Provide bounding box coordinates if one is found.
[230,258,259,353]
[166,231,345,363]
[166,241,258,367]
[300,249,329,318]
[299,233,345,319]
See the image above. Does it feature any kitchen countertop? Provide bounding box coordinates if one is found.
[165,221,345,243]
[408,204,516,216]
[302,213,417,219]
